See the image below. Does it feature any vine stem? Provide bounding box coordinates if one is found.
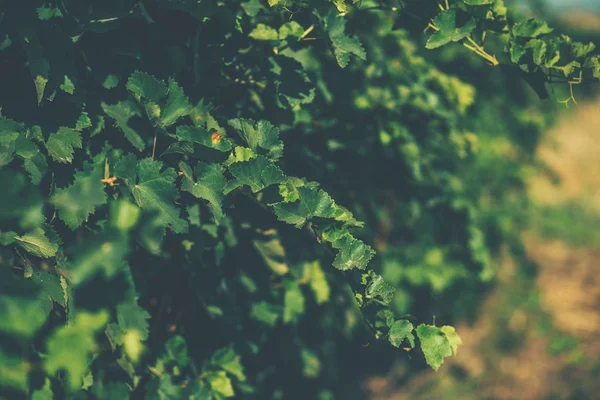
[558,72,582,107]
[463,35,499,66]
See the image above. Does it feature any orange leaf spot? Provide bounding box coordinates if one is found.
[211,131,221,145]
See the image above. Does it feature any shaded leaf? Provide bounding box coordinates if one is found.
[46,127,82,163]
[161,78,192,126]
[179,161,226,220]
[176,125,233,152]
[321,227,375,271]
[365,271,395,305]
[324,10,367,67]
[426,10,475,49]
[51,159,107,230]
[389,320,415,348]
[115,156,188,233]
[126,71,167,103]
[226,156,286,194]
[15,224,60,258]
[102,101,145,150]
[227,119,283,159]
[512,18,553,38]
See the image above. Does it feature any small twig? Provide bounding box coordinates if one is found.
[152,133,157,158]
[299,24,314,40]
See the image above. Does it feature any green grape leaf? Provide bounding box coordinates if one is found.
[14,131,48,184]
[0,118,23,167]
[333,0,347,13]
[115,156,188,233]
[552,60,581,77]
[15,224,61,258]
[126,71,167,103]
[323,10,367,68]
[75,112,92,130]
[37,4,63,20]
[300,347,321,378]
[0,348,28,391]
[272,186,360,228]
[0,170,45,230]
[416,324,454,371]
[426,10,476,49]
[211,346,246,382]
[59,75,75,94]
[225,156,286,194]
[67,231,129,285]
[227,119,283,160]
[206,371,234,398]
[0,231,17,245]
[44,311,110,391]
[110,200,141,232]
[146,376,181,400]
[526,39,547,65]
[117,301,151,340]
[308,261,330,305]
[138,215,166,256]
[365,271,395,305]
[176,125,233,152]
[103,74,119,89]
[253,238,288,275]
[0,267,56,338]
[161,78,193,126]
[179,161,226,221]
[250,301,281,327]
[249,24,278,40]
[440,325,463,355]
[51,159,107,230]
[45,127,82,163]
[321,227,375,271]
[241,0,265,17]
[283,281,305,324]
[571,41,596,58]
[165,335,190,367]
[0,294,48,338]
[389,320,415,348]
[279,21,305,40]
[102,101,145,150]
[224,146,257,166]
[30,269,67,311]
[512,18,553,38]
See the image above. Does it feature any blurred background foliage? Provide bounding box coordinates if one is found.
[366,1,600,398]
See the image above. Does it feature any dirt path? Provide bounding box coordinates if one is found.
[366,97,600,400]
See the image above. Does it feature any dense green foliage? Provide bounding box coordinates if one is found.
[0,0,598,399]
